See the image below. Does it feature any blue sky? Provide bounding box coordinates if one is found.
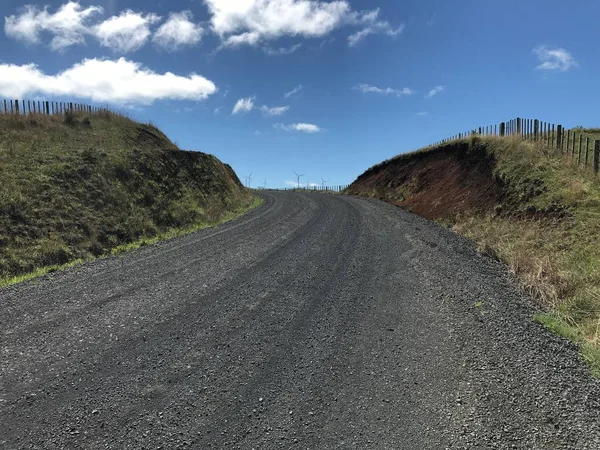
[0,0,598,188]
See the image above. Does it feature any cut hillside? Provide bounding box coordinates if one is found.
[348,135,600,375]
[0,111,255,283]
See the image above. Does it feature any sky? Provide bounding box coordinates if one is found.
[0,0,599,188]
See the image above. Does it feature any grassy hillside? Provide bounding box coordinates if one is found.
[0,111,255,284]
[348,134,600,376]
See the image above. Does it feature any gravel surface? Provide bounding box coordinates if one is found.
[1,191,599,449]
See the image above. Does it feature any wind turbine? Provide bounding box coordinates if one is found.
[262,179,268,189]
[294,171,305,189]
[321,177,328,189]
[245,173,252,188]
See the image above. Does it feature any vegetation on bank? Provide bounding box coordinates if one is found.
[0,111,256,285]
[348,134,600,376]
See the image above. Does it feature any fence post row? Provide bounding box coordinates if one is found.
[1,98,121,117]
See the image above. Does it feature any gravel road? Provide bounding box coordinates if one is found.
[2,191,600,449]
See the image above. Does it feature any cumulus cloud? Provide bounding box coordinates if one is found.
[153,11,204,50]
[0,58,217,104]
[232,96,255,114]
[284,84,303,98]
[94,10,160,52]
[275,122,321,133]
[260,105,289,116]
[354,83,413,97]
[203,0,401,48]
[425,85,445,98]
[205,0,348,45]
[416,111,428,116]
[4,1,103,50]
[4,2,206,53]
[533,46,576,72]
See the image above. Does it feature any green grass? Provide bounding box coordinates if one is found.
[534,313,600,377]
[453,136,600,376]
[0,111,254,283]
[348,132,600,377]
[0,196,263,288]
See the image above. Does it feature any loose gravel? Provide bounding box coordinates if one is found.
[1,192,599,449]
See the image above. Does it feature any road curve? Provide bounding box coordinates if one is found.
[1,191,600,449]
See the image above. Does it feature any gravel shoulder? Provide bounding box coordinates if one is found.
[1,191,599,449]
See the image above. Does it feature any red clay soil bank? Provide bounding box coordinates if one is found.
[348,143,505,220]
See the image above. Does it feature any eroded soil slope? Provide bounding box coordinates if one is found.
[348,142,504,220]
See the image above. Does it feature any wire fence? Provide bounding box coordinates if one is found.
[0,98,122,117]
[429,117,600,175]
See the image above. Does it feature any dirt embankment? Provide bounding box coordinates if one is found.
[347,142,504,220]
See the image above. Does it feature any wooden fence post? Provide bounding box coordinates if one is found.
[551,124,555,148]
[15,99,20,115]
[595,140,600,175]
[500,122,505,136]
[566,130,570,155]
[556,125,562,150]
[517,118,521,135]
[573,132,576,158]
[586,137,590,166]
[534,119,539,141]
[578,135,583,165]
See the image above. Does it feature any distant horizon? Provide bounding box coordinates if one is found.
[1,0,598,188]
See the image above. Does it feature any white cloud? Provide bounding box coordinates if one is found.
[0,58,217,104]
[205,0,349,45]
[284,84,303,98]
[264,43,302,55]
[533,46,576,72]
[425,85,445,98]
[347,10,404,47]
[4,1,103,50]
[416,111,428,116]
[94,9,160,52]
[204,0,401,48]
[354,83,414,97]
[232,96,255,114]
[260,105,289,116]
[275,122,321,133]
[153,11,204,50]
